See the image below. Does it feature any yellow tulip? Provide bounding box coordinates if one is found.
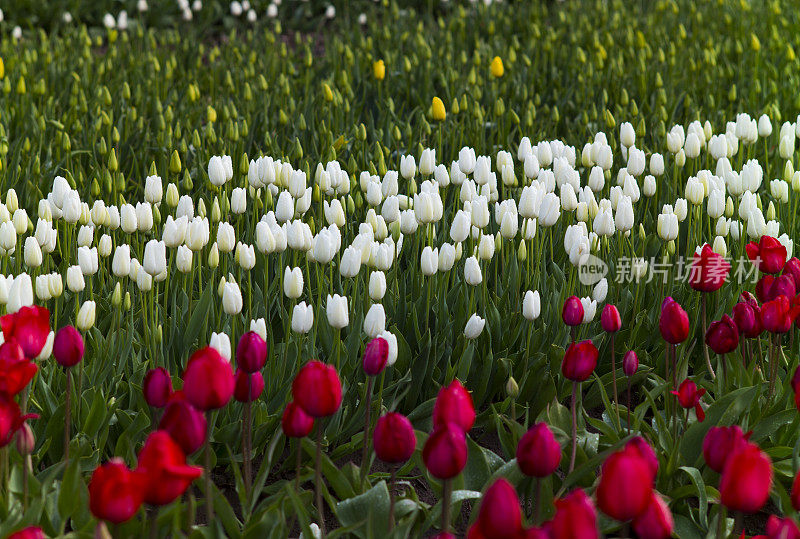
[373,60,385,81]
[490,56,504,78]
[431,96,446,121]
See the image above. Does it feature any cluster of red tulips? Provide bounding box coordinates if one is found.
[466,429,672,538]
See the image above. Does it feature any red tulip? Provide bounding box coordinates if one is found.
[784,257,800,289]
[432,380,475,433]
[6,527,46,539]
[233,369,265,402]
[545,489,599,539]
[659,297,689,344]
[561,340,598,382]
[773,274,796,300]
[746,235,787,274]
[0,394,37,447]
[88,458,147,524]
[473,479,524,538]
[291,360,342,418]
[53,325,84,367]
[792,470,800,511]
[182,346,235,411]
[136,430,203,506]
[671,379,706,421]
[631,492,674,539]
[16,422,34,455]
[516,422,561,478]
[362,337,389,376]
[756,275,774,304]
[0,341,37,397]
[0,305,50,359]
[562,296,584,327]
[625,436,659,479]
[733,302,762,338]
[600,304,621,333]
[236,331,267,373]
[740,291,760,307]
[595,445,654,521]
[373,412,416,464]
[705,315,739,354]
[622,351,639,376]
[766,516,800,539]
[689,243,730,292]
[703,425,751,473]
[281,401,314,438]
[422,422,468,480]
[143,367,172,408]
[793,367,800,412]
[761,295,798,334]
[158,391,207,454]
[720,442,772,513]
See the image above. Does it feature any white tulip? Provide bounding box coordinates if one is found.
[208,156,227,186]
[176,245,193,273]
[464,256,482,286]
[7,274,33,313]
[237,242,256,270]
[112,244,131,277]
[464,313,485,339]
[67,265,85,293]
[326,294,349,329]
[419,148,436,176]
[458,147,477,175]
[36,331,54,360]
[77,300,96,331]
[78,246,99,275]
[210,332,232,360]
[135,202,153,232]
[98,234,112,257]
[581,297,597,323]
[284,266,304,299]
[24,237,42,268]
[421,246,438,276]
[400,155,416,180]
[522,290,541,320]
[231,188,247,214]
[145,175,163,205]
[363,303,386,338]
[143,240,167,276]
[620,122,635,148]
[369,271,386,301]
[438,243,456,272]
[478,233,495,260]
[250,318,267,341]
[222,281,243,315]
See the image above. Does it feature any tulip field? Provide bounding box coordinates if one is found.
[5,0,800,537]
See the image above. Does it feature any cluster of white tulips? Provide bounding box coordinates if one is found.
[2,109,799,374]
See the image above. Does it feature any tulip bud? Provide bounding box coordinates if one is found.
[182,347,234,411]
[373,412,416,464]
[562,296,584,327]
[282,401,314,438]
[15,422,34,455]
[292,360,342,418]
[517,423,561,478]
[143,367,172,408]
[596,444,655,521]
[53,325,84,368]
[423,423,468,480]
[234,370,265,403]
